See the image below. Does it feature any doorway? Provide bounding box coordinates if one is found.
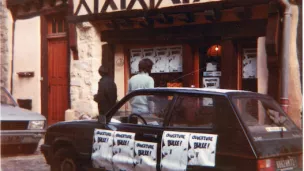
[46,14,69,125]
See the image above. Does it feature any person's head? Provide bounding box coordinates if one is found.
[138,58,153,74]
[98,65,108,76]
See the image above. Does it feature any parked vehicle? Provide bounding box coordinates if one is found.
[1,87,46,154]
[41,88,302,171]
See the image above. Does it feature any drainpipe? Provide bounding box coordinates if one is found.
[279,0,292,113]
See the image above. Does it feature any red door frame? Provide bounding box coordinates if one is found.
[41,12,71,126]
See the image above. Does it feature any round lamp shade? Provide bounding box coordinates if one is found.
[207,45,222,57]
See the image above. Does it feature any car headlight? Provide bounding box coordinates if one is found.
[28,120,45,129]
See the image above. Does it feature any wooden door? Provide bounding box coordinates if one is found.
[47,37,68,125]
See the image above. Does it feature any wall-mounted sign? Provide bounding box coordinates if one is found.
[130,46,183,74]
[203,71,221,77]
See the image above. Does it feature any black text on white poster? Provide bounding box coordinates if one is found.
[112,131,136,171]
[92,129,114,171]
[160,131,190,171]
[134,141,157,171]
[188,133,218,167]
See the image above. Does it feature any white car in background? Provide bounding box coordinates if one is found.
[1,87,46,154]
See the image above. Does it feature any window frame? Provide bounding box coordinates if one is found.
[165,93,226,130]
[106,91,178,128]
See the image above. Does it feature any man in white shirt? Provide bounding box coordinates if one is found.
[128,58,154,115]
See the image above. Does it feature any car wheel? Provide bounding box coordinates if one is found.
[22,143,38,154]
[51,148,78,171]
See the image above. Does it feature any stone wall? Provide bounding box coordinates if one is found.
[0,1,12,90]
[70,22,102,118]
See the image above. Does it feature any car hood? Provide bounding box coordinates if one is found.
[1,104,46,121]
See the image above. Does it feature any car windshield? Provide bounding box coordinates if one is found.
[1,88,16,106]
[232,96,301,140]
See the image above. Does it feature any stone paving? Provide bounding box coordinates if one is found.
[1,139,50,171]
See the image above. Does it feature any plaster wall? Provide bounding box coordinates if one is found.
[13,17,41,113]
[70,23,102,118]
[257,37,268,95]
[288,5,302,128]
[0,1,13,91]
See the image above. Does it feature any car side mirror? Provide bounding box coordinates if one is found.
[98,115,107,125]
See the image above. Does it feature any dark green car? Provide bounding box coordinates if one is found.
[41,88,302,171]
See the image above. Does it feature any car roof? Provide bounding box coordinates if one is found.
[130,87,252,95]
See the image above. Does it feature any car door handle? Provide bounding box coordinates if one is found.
[142,133,158,138]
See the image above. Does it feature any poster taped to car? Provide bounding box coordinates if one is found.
[188,133,218,167]
[160,131,190,171]
[134,141,157,171]
[91,129,114,171]
[112,131,136,171]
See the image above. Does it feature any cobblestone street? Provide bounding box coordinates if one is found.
[1,140,50,171]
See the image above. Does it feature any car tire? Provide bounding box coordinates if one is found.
[21,143,38,154]
[51,148,79,171]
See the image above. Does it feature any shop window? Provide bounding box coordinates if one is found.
[201,45,222,89]
[130,46,183,74]
[242,48,257,92]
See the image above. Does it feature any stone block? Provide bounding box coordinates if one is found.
[70,79,81,87]
[65,109,77,121]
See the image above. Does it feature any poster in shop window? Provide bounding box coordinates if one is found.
[188,133,218,167]
[130,49,143,74]
[168,46,183,72]
[134,141,157,171]
[91,129,114,171]
[112,131,136,171]
[143,48,157,73]
[160,131,190,171]
[154,47,170,73]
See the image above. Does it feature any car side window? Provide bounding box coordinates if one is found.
[169,95,222,127]
[112,94,173,126]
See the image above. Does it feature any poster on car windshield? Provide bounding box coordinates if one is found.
[160,131,190,171]
[112,131,136,171]
[188,133,218,167]
[134,141,157,171]
[91,129,114,171]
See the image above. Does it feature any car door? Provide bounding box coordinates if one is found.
[164,93,224,171]
[105,91,177,171]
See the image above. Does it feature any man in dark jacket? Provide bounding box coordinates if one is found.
[94,66,117,115]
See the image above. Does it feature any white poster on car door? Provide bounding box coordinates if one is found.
[160,131,190,171]
[188,133,218,167]
[134,141,157,171]
[112,131,136,171]
[91,129,114,171]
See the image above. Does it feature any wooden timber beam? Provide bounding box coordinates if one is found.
[67,2,223,23]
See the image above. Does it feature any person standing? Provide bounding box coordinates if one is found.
[128,58,154,115]
[94,66,117,115]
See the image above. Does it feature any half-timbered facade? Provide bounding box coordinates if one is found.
[67,0,302,127]
[3,0,302,127]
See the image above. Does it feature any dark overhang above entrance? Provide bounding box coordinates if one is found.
[66,0,272,24]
